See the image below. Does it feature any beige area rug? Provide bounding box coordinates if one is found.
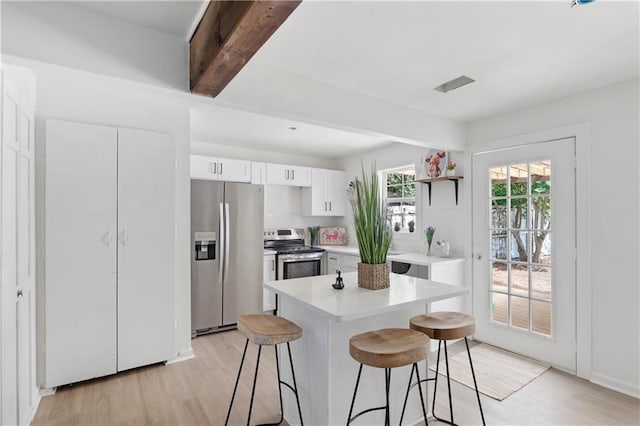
[428,343,550,401]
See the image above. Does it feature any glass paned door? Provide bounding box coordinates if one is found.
[472,138,576,371]
[488,161,552,335]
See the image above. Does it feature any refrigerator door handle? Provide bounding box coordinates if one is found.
[224,203,230,285]
[219,203,225,286]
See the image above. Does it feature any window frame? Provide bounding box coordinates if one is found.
[379,164,418,235]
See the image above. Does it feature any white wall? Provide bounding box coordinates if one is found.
[467,78,640,397]
[1,1,188,91]
[20,60,194,373]
[337,143,467,256]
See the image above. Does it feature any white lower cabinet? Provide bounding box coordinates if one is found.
[263,254,276,311]
[326,252,360,274]
[43,119,175,387]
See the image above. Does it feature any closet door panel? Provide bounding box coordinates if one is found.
[117,128,175,371]
[44,119,117,387]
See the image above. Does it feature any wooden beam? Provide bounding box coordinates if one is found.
[189,0,301,98]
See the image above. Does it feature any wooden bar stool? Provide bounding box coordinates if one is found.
[410,312,485,426]
[225,314,304,426]
[347,328,430,426]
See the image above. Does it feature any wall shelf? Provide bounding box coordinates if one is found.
[416,176,464,205]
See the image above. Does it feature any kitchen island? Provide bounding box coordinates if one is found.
[264,272,469,425]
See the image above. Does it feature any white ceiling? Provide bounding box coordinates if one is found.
[73,0,206,39]
[63,1,640,157]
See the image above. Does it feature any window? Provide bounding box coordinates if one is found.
[382,166,416,232]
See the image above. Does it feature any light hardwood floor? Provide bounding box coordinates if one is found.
[32,331,639,425]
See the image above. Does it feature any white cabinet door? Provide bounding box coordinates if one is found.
[117,128,175,371]
[342,254,360,273]
[326,170,346,216]
[289,165,311,187]
[217,157,251,183]
[327,253,341,274]
[266,163,311,187]
[302,169,346,216]
[44,119,118,387]
[263,254,276,311]
[251,161,266,185]
[191,155,217,180]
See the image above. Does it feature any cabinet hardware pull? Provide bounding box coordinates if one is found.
[219,162,223,175]
[291,169,295,180]
[210,162,217,174]
[272,259,275,271]
[285,169,290,180]
[329,201,332,211]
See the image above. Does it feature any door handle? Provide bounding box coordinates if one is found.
[224,203,230,283]
[272,259,275,271]
[475,254,482,260]
[219,203,225,286]
[210,162,217,175]
[324,201,327,211]
[219,162,223,176]
[285,169,290,180]
[102,229,113,247]
[329,201,332,211]
[291,169,295,180]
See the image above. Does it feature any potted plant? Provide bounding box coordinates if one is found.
[408,220,415,232]
[394,221,401,232]
[307,225,320,246]
[445,162,457,177]
[352,163,393,290]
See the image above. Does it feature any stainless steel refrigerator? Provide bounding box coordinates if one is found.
[190,180,264,336]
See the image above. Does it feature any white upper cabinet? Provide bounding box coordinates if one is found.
[266,163,311,187]
[302,168,346,216]
[190,155,250,183]
[251,161,267,185]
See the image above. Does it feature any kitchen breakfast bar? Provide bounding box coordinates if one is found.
[264,272,469,425]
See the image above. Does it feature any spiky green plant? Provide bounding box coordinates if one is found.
[351,163,393,264]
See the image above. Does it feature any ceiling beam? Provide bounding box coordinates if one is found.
[189,0,301,98]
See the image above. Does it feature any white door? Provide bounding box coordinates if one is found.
[16,97,35,425]
[472,138,576,370]
[45,120,118,387]
[2,77,20,426]
[117,128,175,371]
[2,69,35,426]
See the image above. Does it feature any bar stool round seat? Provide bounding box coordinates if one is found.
[409,312,485,426]
[238,314,302,345]
[410,311,475,341]
[226,314,304,426]
[347,328,430,426]
[349,328,429,368]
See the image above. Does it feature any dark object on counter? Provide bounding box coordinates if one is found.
[332,270,344,290]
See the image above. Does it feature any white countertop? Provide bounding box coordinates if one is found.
[317,245,361,255]
[263,249,277,255]
[264,272,468,322]
[387,252,465,266]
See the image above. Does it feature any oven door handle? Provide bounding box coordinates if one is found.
[279,254,324,262]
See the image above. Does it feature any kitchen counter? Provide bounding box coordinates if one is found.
[387,252,465,266]
[315,245,360,255]
[264,271,467,322]
[263,249,277,255]
[264,273,468,425]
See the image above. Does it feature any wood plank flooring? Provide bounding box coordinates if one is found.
[32,330,639,425]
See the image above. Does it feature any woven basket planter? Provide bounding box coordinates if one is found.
[357,262,390,290]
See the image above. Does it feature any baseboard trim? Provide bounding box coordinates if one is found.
[166,347,195,365]
[591,372,640,398]
[39,387,56,397]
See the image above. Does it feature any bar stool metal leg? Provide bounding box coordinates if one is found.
[286,342,304,426]
[346,364,363,425]
[465,337,485,426]
[384,368,391,426]
[247,345,263,426]
[260,347,284,426]
[399,363,429,426]
[225,338,250,426]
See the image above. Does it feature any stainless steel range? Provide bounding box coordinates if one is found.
[264,228,325,280]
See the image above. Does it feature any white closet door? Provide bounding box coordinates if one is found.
[117,128,174,371]
[44,119,117,387]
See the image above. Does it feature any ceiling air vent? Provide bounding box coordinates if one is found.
[434,75,475,93]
